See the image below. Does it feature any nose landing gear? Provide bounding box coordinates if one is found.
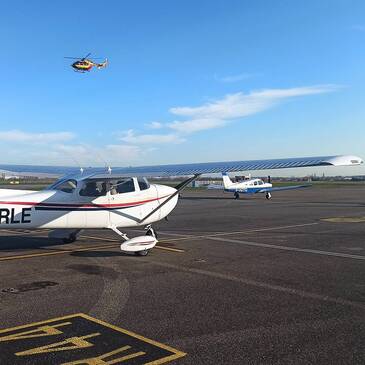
[110,225,158,256]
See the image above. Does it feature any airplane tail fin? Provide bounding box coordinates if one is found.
[222,172,233,188]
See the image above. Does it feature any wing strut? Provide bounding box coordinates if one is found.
[140,174,200,223]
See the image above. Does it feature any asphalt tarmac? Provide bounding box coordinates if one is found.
[0,186,365,364]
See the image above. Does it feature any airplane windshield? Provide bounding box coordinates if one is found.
[51,179,78,193]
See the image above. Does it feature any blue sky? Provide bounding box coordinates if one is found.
[1,0,365,175]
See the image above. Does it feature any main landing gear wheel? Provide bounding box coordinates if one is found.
[234,192,240,200]
[62,233,77,244]
[266,192,272,200]
[135,249,149,256]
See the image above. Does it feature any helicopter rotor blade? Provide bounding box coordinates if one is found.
[81,52,91,61]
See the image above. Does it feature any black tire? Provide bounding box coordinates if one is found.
[62,234,77,244]
[135,249,149,256]
[234,192,239,200]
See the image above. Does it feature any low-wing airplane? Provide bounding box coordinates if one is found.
[0,154,362,256]
[219,173,311,200]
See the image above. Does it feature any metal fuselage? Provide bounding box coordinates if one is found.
[0,182,177,230]
[223,175,272,194]
[71,59,107,72]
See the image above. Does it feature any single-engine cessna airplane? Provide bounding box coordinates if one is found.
[0,154,362,256]
[219,173,311,200]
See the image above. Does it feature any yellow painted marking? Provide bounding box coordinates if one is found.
[0,244,118,262]
[16,333,100,356]
[0,223,317,262]
[157,222,319,243]
[80,235,185,253]
[322,216,365,223]
[0,322,71,342]
[0,313,186,365]
[62,346,146,365]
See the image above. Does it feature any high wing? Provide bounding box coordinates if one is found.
[0,155,362,178]
[258,184,312,193]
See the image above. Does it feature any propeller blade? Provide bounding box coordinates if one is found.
[268,175,271,183]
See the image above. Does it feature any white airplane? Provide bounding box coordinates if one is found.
[0,154,362,256]
[220,173,311,200]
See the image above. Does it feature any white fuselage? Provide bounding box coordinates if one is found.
[0,183,178,230]
[223,175,272,194]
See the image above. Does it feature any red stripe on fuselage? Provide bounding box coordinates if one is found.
[0,194,171,209]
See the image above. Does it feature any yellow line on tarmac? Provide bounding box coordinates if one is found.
[158,222,319,243]
[0,243,118,262]
[80,235,185,253]
[0,237,184,262]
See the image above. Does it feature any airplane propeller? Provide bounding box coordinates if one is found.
[268,175,271,183]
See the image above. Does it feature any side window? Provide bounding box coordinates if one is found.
[254,181,258,186]
[80,180,107,197]
[138,177,149,191]
[114,179,135,194]
[53,179,77,193]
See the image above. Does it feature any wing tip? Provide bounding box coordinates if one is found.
[323,155,364,166]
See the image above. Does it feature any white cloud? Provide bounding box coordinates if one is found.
[119,129,185,144]
[168,85,340,133]
[0,130,75,143]
[145,121,164,129]
[168,118,228,133]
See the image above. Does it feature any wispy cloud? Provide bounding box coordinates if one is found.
[119,129,185,144]
[0,130,75,143]
[168,84,340,133]
[215,72,260,83]
[168,118,228,133]
[144,121,164,129]
[112,84,341,143]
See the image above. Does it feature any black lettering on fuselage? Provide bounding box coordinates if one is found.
[10,208,20,224]
[0,208,32,224]
[21,208,32,224]
[0,209,10,224]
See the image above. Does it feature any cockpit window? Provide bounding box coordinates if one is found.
[79,180,107,197]
[110,178,135,195]
[52,179,77,193]
[138,177,149,191]
[258,180,263,185]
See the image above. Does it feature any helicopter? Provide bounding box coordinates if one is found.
[64,53,108,72]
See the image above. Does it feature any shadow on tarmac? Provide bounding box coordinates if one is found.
[70,250,129,258]
[0,237,64,250]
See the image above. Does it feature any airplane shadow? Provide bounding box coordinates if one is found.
[0,236,64,250]
[181,196,236,201]
[70,250,131,258]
